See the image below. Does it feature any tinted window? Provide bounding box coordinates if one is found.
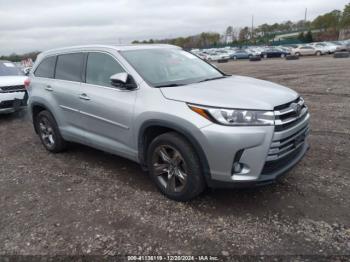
[34,56,56,78]
[55,53,84,82]
[86,53,125,87]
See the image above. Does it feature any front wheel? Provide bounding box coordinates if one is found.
[316,51,321,56]
[263,54,268,59]
[35,110,67,153]
[147,132,206,201]
[281,53,285,58]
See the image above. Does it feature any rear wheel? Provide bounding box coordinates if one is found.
[233,56,237,61]
[281,53,286,58]
[295,52,301,57]
[35,110,67,153]
[316,51,321,56]
[263,54,268,59]
[147,132,206,201]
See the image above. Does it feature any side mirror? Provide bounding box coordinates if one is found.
[110,73,137,90]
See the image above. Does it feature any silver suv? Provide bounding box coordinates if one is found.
[28,45,310,201]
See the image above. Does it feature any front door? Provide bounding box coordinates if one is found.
[79,52,137,159]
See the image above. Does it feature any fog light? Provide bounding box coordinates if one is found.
[232,162,243,174]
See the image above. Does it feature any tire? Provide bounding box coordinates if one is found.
[285,55,299,60]
[334,51,350,58]
[35,110,67,153]
[233,56,237,61]
[218,59,228,63]
[249,56,261,62]
[316,51,321,56]
[281,54,285,58]
[263,54,268,59]
[295,52,301,57]
[147,132,206,201]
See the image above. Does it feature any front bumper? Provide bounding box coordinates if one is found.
[0,91,27,114]
[198,112,310,188]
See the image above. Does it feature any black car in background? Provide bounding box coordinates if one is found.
[261,48,290,58]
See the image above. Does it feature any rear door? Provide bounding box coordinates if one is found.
[52,53,85,135]
[79,52,137,158]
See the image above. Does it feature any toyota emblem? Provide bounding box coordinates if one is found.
[291,103,302,116]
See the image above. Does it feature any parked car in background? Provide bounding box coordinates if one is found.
[310,42,337,54]
[249,46,264,56]
[335,41,350,52]
[0,60,28,114]
[206,52,230,62]
[309,43,330,54]
[230,50,253,60]
[291,45,325,56]
[28,44,309,201]
[260,48,290,58]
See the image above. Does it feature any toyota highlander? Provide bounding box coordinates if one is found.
[27,45,310,201]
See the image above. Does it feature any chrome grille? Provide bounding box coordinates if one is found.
[265,97,310,162]
[0,85,25,92]
[267,125,309,161]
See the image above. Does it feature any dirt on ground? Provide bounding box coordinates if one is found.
[0,56,349,259]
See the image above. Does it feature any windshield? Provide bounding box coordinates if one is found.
[0,62,24,76]
[121,48,224,87]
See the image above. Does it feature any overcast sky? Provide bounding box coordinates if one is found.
[0,0,348,55]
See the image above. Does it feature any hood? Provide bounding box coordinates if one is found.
[0,76,27,87]
[160,75,298,110]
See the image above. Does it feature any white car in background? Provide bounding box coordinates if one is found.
[291,45,326,56]
[310,42,337,54]
[0,60,28,114]
[206,52,230,62]
[322,42,338,53]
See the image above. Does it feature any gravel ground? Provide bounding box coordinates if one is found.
[0,56,349,260]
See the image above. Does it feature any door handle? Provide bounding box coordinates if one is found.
[45,85,53,92]
[79,93,91,101]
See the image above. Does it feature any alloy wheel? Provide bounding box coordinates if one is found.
[152,145,188,193]
[38,117,55,148]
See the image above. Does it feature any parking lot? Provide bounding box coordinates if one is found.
[0,56,349,257]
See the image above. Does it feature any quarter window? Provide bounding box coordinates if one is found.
[86,53,125,87]
[55,53,84,82]
[34,56,57,78]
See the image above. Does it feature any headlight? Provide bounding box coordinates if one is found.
[189,104,274,126]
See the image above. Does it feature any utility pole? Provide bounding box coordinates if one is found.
[251,15,254,43]
[304,8,307,22]
[304,8,308,31]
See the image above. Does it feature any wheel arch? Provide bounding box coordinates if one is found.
[30,101,60,134]
[138,120,211,182]
[30,102,50,133]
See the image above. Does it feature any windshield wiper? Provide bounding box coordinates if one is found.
[198,76,227,83]
[155,83,185,88]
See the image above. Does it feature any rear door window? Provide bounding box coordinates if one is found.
[85,52,125,87]
[34,56,57,78]
[55,53,84,82]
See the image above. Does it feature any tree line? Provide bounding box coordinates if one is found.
[133,3,350,48]
[0,51,40,63]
